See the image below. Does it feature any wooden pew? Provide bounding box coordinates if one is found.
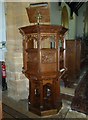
[64,40,81,87]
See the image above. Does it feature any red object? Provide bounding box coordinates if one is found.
[2,63,6,78]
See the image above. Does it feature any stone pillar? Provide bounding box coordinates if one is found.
[5,2,29,101]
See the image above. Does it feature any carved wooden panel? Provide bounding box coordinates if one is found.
[40,49,57,73]
[41,49,56,63]
[28,49,38,62]
[28,49,38,74]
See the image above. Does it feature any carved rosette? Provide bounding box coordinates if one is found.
[41,50,56,63]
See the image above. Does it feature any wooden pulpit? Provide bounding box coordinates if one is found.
[19,3,67,116]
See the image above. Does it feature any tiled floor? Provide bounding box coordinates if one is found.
[2,62,88,119]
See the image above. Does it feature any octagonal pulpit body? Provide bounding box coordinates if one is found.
[19,25,67,116]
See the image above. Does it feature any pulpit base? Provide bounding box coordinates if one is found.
[29,102,62,116]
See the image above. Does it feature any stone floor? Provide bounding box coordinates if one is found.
[2,62,88,119]
[2,90,87,119]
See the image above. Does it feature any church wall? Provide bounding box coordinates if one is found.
[68,12,76,39]
[0,3,6,42]
[76,2,88,38]
[50,2,76,40]
[0,3,6,61]
[50,2,61,25]
[5,2,30,100]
